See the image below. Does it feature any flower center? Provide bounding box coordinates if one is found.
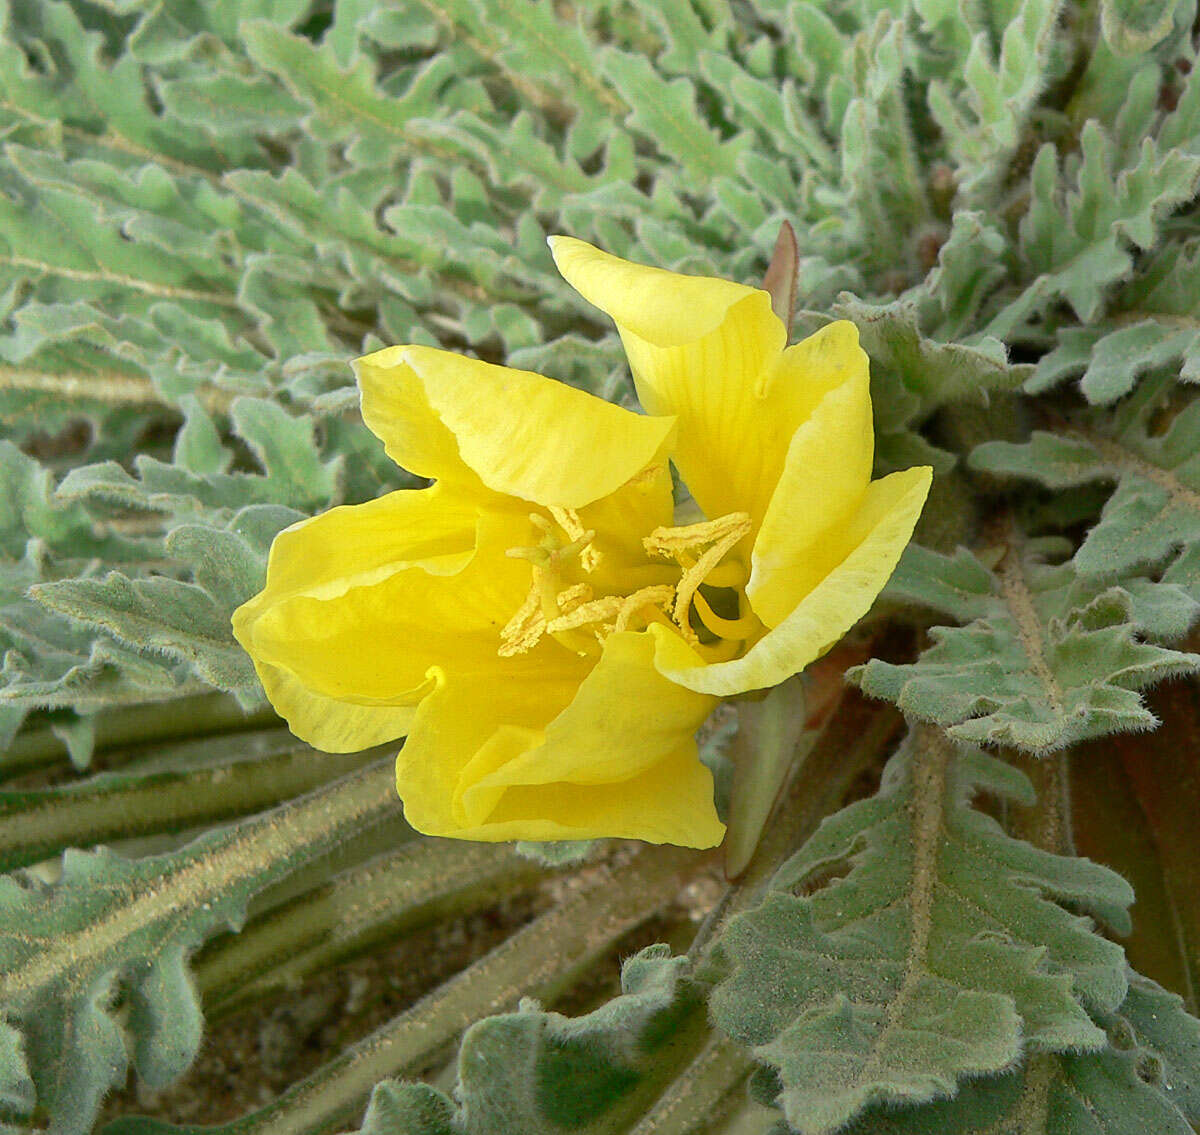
[498,507,762,659]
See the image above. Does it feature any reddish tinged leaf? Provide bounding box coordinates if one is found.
[1071,679,1200,1012]
[761,220,798,338]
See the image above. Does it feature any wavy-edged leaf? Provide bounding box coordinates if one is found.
[710,729,1134,1135]
[100,850,701,1135]
[972,392,1200,587]
[925,0,1066,202]
[283,945,706,1135]
[836,974,1200,1133]
[851,536,1200,751]
[1101,0,1184,55]
[1012,123,1200,325]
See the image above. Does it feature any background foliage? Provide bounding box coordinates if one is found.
[2,0,1200,1132]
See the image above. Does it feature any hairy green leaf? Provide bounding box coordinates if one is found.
[1014,124,1200,325]
[710,729,1133,1135]
[835,975,1200,1133]
[851,537,1200,751]
[972,390,1200,587]
[297,945,705,1135]
[1101,0,1183,55]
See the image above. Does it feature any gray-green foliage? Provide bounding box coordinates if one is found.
[972,377,1200,590]
[709,732,1133,1134]
[352,945,705,1135]
[831,975,1200,1134]
[0,761,398,1135]
[1,0,1200,1133]
[850,538,1200,751]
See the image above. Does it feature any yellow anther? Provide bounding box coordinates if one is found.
[643,512,752,558]
[643,512,753,637]
[614,585,676,633]
[500,515,602,658]
[502,508,754,660]
[498,584,547,657]
[555,582,593,614]
[547,595,625,635]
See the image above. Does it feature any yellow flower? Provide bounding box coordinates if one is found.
[232,238,931,849]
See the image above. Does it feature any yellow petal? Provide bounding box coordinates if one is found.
[397,632,724,847]
[478,747,726,847]
[552,237,867,531]
[578,459,676,592]
[240,484,478,608]
[551,236,763,349]
[249,659,417,752]
[356,343,675,508]
[353,347,477,486]
[392,668,579,839]
[461,630,717,792]
[651,466,932,696]
[747,347,873,626]
[237,503,578,711]
[232,485,485,751]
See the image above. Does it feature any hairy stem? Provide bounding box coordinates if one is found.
[1,693,279,780]
[0,745,380,872]
[195,839,548,1018]
[216,846,703,1135]
[626,1033,753,1135]
[689,689,902,960]
[0,760,400,1009]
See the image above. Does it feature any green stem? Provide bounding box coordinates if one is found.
[195,839,548,1018]
[725,677,809,880]
[1009,748,1074,856]
[0,746,379,872]
[2,693,279,780]
[0,760,401,1013]
[215,846,702,1135]
[626,1033,753,1135]
[577,695,898,1135]
[690,690,902,961]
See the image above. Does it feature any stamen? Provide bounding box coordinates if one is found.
[555,582,593,614]
[501,507,754,661]
[498,584,547,657]
[547,595,624,634]
[614,584,676,633]
[501,514,599,657]
[644,512,753,638]
[643,512,751,558]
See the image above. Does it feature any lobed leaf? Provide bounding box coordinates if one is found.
[851,536,1200,751]
[972,389,1200,586]
[710,729,1134,1135]
[835,975,1200,1133]
[302,945,706,1135]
